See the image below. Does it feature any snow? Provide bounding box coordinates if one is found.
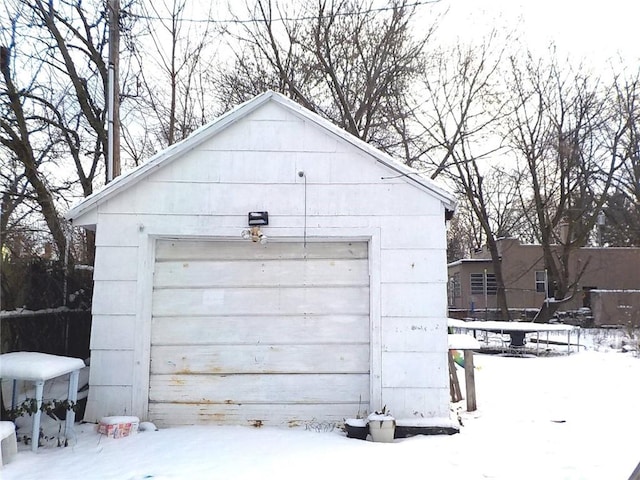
[2,350,640,479]
[0,306,85,319]
[451,319,577,332]
[0,352,86,381]
[344,418,366,427]
[592,289,640,293]
[99,416,140,426]
[138,422,158,432]
[0,421,15,439]
[395,417,460,428]
[367,413,394,422]
[448,333,481,349]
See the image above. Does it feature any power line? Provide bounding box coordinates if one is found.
[125,0,439,25]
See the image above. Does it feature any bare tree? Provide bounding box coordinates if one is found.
[0,41,71,258]
[216,0,436,164]
[602,70,640,246]
[124,0,219,151]
[446,197,482,263]
[420,34,513,320]
[0,0,136,262]
[505,51,626,321]
[0,158,31,258]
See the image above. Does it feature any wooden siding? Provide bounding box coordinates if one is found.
[382,317,446,352]
[155,239,368,260]
[93,246,138,281]
[152,315,368,346]
[381,387,451,419]
[82,98,451,425]
[149,374,368,404]
[150,344,369,374]
[90,315,136,350]
[149,240,370,427]
[147,403,358,428]
[84,386,133,418]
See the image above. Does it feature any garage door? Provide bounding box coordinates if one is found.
[149,240,370,427]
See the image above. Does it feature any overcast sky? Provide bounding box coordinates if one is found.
[432,0,639,69]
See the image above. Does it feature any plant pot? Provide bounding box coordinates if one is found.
[367,416,395,443]
[344,419,368,440]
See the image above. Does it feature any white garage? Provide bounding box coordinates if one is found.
[149,240,370,426]
[66,91,457,431]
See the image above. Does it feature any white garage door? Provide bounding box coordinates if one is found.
[149,240,370,427]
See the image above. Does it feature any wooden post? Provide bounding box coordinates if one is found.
[448,351,462,403]
[464,350,477,412]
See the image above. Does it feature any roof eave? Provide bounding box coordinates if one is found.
[67,91,457,222]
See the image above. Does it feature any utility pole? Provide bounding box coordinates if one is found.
[107,0,121,182]
[483,268,488,320]
[597,211,605,247]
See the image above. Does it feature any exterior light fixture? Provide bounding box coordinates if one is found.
[248,211,269,226]
[242,212,269,244]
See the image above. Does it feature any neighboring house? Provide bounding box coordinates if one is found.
[448,237,640,326]
[66,91,457,430]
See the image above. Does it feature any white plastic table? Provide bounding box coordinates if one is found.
[0,352,85,452]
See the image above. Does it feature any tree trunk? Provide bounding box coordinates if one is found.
[486,237,511,321]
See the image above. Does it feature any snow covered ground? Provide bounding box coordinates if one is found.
[2,341,639,479]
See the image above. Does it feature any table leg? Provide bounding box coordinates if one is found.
[32,380,44,453]
[11,379,17,410]
[65,370,80,439]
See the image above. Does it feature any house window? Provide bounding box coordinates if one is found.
[470,272,497,295]
[452,273,461,298]
[486,273,497,295]
[535,271,546,293]
[470,273,483,294]
[448,273,462,306]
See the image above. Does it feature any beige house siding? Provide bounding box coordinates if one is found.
[448,238,640,324]
[591,290,640,327]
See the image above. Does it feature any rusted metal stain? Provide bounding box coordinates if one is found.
[250,419,264,428]
[156,400,242,406]
[198,412,227,422]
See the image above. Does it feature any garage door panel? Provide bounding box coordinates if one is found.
[151,315,369,345]
[150,240,370,426]
[148,403,370,427]
[152,286,370,316]
[149,373,369,404]
[154,258,368,288]
[150,344,370,374]
[156,240,368,261]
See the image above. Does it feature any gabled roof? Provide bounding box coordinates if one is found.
[66,91,456,222]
